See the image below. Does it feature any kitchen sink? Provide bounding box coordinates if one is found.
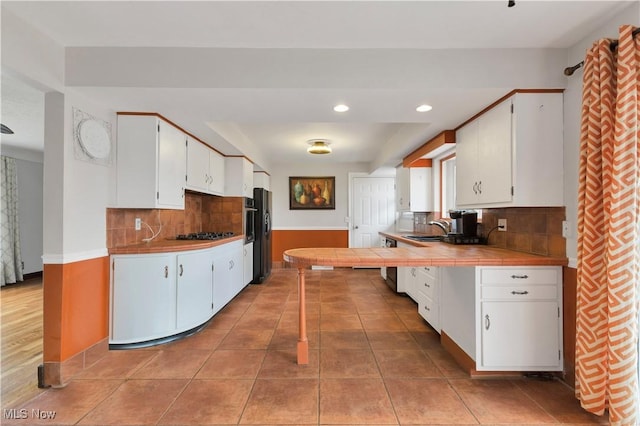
[403,235,443,242]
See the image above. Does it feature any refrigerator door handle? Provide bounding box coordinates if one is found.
[265,212,271,235]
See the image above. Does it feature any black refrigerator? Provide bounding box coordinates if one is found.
[252,188,272,284]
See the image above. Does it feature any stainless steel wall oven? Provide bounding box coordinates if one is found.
[244,197,256,243]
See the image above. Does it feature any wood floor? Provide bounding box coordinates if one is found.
[1,277,45,408]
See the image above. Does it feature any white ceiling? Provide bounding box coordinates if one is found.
[1,1,635,171]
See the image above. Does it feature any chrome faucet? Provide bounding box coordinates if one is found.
[428,220,450,235]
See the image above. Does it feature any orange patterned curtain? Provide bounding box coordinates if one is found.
[576,25,640,425]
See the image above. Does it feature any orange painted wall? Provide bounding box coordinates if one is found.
[272,229,349,263]
[43,256,110,362]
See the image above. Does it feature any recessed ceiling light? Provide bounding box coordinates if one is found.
[333,104,349,112]
[416,104,433,112]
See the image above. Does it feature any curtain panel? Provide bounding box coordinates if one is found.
[575,25,640,425]
[1,156,24,286]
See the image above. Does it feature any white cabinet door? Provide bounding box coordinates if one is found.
[455,99,511,207]
[212,240,244,312]
[253,172,270,190]
[176,249,214,331]
[243,242,254,286]
[476,98,512,205]
[110,254,176,344]
[480,301,560,370]
[116,115,186,209]
[157,120,186,208]
[396,166,433,212]
[186,138,210,193]
[395,166,410,210]
[225,157,253,197]
[454,120,479,206]
[209,150,225,196]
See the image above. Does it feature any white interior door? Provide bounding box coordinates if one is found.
[351,176,395,248]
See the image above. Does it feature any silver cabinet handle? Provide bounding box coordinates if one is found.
[179,264,184,277]
[485,314,490,330]
[473,182,478,194]
[229,260,234,270]
[424,282,430,288]
[424,305,430,312]
[164,266,169,278]
[511,275,529,279]
[511,290,529,295]
[478,180,482,194]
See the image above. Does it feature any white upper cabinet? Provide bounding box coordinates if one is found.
[225,157,253,197]
[116,115,186,209]
[253,171,270,190]
[455,92,564,208]
[186,137,225,196]
[396,166,433,212]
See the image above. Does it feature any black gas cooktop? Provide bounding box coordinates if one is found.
[176,231,235,240]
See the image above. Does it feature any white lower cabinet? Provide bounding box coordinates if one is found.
[176,249,214,331]
[475,266,563,371]
[110,254,177,344]
[110,240,244,346]
[439,265,563,372]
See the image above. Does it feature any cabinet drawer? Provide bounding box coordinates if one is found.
[481,285,558,300]
[419,266,437,279]
[417,274,436,299]
[479,267,560,285]
[418,293,439,330]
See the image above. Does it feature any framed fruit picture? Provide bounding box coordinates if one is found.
[289,176,335,210]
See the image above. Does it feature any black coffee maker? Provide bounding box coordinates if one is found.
[448,210,478,238]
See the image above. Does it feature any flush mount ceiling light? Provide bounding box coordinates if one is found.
[307,139,332,155]
[333,104,349,112]
[1,124,14,134]
[416,104,433,112]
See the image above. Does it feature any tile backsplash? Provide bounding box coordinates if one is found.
[413,207,566,257]
[106,192,243,248]
[480,207,566,257]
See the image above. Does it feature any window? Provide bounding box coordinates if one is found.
[440,154,456,216]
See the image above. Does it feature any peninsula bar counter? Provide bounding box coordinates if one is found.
[283,244,567,365]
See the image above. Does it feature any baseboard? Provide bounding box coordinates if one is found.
[440,331,522,378]
[23,271,43,281]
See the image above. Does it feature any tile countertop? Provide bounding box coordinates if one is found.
[108,235,245,255]
[283,231,567,268]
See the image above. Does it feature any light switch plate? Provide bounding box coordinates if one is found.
[135,218,141,231]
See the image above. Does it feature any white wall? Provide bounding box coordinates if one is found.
[564,3,640,267]
[3,7,116,263]
[0,149,45,275]
[16,158,43,274]
[60,89,116,260]
[271,161,370,229]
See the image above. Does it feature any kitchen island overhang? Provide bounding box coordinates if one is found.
[283,245,567,365]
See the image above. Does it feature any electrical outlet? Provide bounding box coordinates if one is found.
[562,220,570,238]
[135,218,141,231]
[498,218,507,231]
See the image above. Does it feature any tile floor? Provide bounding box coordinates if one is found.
[4,268,608,425]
